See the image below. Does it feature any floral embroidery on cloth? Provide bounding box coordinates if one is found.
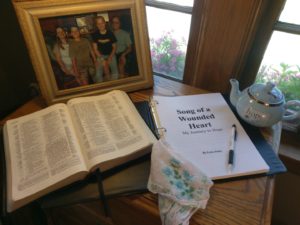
[148,138,213,225]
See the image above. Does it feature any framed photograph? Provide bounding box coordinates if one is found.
[13,0,153,104]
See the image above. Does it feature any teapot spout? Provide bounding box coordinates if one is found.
[229,79,241,108]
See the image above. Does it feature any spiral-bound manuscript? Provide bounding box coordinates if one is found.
[148,93,273,180]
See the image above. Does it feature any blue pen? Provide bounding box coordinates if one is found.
[228,124,237,172]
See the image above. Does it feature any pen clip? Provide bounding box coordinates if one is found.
[232,124,237,141]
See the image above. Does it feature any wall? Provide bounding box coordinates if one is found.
[0,1,36,119]
[272,172,300,225]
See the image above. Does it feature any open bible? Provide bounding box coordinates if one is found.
[3,90,156,212]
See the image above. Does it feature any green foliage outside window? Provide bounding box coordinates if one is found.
[256,63,300,102]
[150,31,186,79]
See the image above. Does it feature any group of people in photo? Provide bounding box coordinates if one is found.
[52,15,133,88]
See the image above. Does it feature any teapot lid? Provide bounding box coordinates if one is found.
[248,82,284,106]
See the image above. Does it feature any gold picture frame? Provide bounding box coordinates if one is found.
[13,0,153,104]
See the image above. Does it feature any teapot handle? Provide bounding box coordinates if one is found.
[283,100,300,121]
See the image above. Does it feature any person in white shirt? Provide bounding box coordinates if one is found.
[111,16,132,77]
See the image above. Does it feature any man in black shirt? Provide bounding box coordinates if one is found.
[92,16,119,82]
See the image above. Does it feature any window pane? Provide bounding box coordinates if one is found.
[279,0,300,25]
[154,0,194,7]
[256,31,300,101]
[146,6,191,80]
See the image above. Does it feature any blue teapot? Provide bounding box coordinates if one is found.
[229,79,300,127]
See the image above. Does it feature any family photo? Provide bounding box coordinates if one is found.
[40,9,139,90]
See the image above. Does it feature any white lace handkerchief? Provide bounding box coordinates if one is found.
[148,138,213,225]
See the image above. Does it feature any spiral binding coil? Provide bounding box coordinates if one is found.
[149,98,166,138]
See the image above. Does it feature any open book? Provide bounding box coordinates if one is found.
[150,93,270,180]
[3,90,156,212]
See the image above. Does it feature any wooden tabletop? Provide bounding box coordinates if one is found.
[0,76,275,225]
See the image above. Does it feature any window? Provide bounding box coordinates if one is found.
[145,0,194,80]
[256,0,300,102]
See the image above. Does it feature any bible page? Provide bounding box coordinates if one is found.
[67,90,156,171]
[4,104,88,210]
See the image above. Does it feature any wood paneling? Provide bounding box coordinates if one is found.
[183,0,284,93]
[239,0,285,90]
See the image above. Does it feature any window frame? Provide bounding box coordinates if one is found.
[145,0,193,82]
[145,0,193,14]
[145,0,288,93]
[274,21,300,35]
